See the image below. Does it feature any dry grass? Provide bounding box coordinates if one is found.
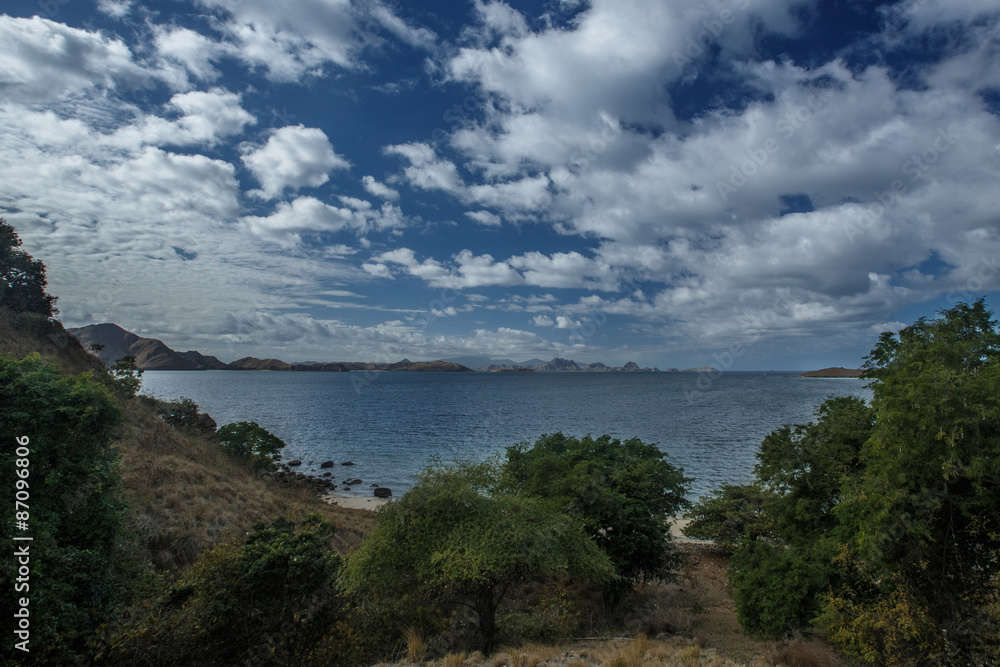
[404,627,428,664]
[115,396,374,568]
[440,651,467,667]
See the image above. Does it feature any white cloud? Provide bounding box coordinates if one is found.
[191,0,435,82]
[384,142,464,193]
[0,16,149,103]
[465,210,502,226]
[242,125,350,199]
[532,314,555,326]
[243,196,406,246]
[154,26,225,82]
[361,175,400,200]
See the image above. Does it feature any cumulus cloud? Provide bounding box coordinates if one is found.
[0,15,150,103]
[242,125,350,199]
[191,0,435,82]
[361,175,400,200]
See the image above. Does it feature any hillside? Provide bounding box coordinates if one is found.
[70,323,228,370]
[5,311,373,570]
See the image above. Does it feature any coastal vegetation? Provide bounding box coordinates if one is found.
[3,218,998,665]
[686,300,1000,664]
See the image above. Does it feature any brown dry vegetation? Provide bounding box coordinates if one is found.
[116,396,374,568]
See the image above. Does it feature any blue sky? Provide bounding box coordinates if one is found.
[1,0,998,369]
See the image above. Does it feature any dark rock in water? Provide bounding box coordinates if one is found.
[320,460,335,468]
[341,461,355,466]
[343,486,351,490]
[370,483,379,487]
[343,478,363,485]
[322,472,332,477]
[288,460,302,466]
[374,487,392,498]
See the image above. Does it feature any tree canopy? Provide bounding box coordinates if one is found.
[685,300,1000,664]
[502,433,690,599]
[215,420,287,470]
[0,219,57,317]
[341,460,613,652]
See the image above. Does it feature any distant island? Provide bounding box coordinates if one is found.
[794,367,863,378]
[69,323,719,375]
[69,324,472,372]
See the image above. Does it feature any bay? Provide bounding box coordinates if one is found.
[140,370,871,499]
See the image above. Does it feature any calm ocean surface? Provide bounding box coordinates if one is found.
[140,370,871,499]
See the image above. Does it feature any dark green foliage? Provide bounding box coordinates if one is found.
[754,395,873,544]
[683,483,773,551]
[106,354,143,398]
[729,539,838,640]
[503,433,690,598]
[0,219,57,317]
[0,354,126,665]
[342,460,613,653]
[156,396,201,429]
[823,300,1000,664]
[696,301,1000,662]
[216,420,287,470]
[101,515,359,666]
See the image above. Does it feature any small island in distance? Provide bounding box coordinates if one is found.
[794,367,863,378]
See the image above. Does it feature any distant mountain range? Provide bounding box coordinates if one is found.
[68,324,719,374]
[69,324,472,372]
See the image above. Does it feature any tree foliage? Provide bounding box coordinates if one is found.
[215,420,287,470]
[0,354,126,665]
[688,301,1000,663]
[341,460,613,652]
[0,219,57,317]
[101,515,359,666]
[502,433,690,598]
[683,482,773,551]
[823,300,1000,664]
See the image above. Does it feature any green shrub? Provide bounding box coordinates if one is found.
[502,433,691,600]
[215,420,287,470]
[101,515,359,666]
[0,354,126,665]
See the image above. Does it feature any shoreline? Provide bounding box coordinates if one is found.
[322,494,711,545]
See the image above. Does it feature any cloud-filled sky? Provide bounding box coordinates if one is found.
[2,0,998,369]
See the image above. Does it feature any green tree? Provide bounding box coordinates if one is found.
[686,396,874,639]
[341,460,613,653]
[822,300,1000,664]
[502,433,690,600]
[0,219,57,317]
[683,482,773,551]
[1,354,126,665]
[215,420,287,470]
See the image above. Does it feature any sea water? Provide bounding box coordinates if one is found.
[141,370,870,499]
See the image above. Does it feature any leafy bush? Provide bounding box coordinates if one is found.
[215,420,287,470]
[683,482,773,551]
[502,433,691,600]
[0,354,126,665]
[101,515,359,666]
[156,396,201,429]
